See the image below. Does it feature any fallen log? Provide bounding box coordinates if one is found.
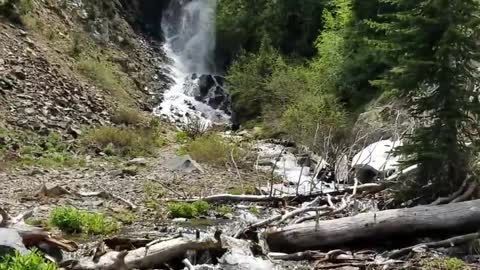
[0,208,78,254]
[266,199,480,252]
[70,235,220,270]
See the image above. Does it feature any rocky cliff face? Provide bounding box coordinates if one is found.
[0,0,171,133]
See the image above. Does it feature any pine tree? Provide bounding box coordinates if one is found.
[371,0,480,198]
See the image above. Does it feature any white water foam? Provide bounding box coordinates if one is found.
[155,0,230,126]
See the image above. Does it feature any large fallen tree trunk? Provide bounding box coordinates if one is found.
[70,235,221,270]
[266,199,480,252]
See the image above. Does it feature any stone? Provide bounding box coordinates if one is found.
[122,167,138,176]
[0,228,29,257]
[351,139,402,182]
[12,68,26,80]
[127,157,148,166]
[165,155,204,173]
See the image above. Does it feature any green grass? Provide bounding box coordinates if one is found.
[0,129,85,169]
[82,126,166,157]
[187,134,240,166]
[167,201,209,219]
[112,107,146,126]
[76,55,132,104]
[0,250,57,270]
[49,206,118,236]
[143,180,165,210]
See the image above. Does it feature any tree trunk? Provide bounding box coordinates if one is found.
[266,199,480,252]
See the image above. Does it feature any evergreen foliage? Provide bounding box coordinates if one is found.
[216,0,327,66]
[369,0,480,198]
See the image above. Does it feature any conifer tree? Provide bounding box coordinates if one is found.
[372,0,480,198]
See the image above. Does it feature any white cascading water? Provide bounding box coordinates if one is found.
[155,0,230,125]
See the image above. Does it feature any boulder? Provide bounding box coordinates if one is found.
[0,228,29,257]
[351,139,402,182]
[165,155,204,173]
[192,74,231,113]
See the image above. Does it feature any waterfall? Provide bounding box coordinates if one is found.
[155,0,230,126]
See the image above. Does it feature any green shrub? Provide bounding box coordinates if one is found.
[167,201,209,219]
[216,205,233,216]
[192,200,209,215]
[175,131,190,144]
[17,0,33,15]
[421,257,468,270]
[49,206,118,235]
[228,185,256,195]
[112,107,145,126]
[0,250,57,270]
[281,93,348,152]
[249,206,259,215]
[83,126,165,157]
[167,202,197,219]
[187,134,237,166]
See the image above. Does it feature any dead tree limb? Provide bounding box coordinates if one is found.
[266,199,480,252]
[70,235,220,270]
[169,183,385,204]
[451,182,478,203]
[387,232,480,259]
[430,179,468,205]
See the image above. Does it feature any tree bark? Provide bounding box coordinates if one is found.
[266,199,480,252]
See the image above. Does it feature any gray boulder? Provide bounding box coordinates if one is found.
[0,228,29,257]
[165,155,204,173]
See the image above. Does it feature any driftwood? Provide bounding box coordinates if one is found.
[70,235,220,270]
[0,208,78,254]
[266,199,480,252]
[169,183,384,204]
[386,232,480,259]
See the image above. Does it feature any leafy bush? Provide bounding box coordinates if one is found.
[281,93,348,152]
[112,107,145,126]
[83,126,165,157]
[216,205,233,216]
[175,131,190,144]
[192,200,209,215]
[167,201,209,219]
[49,206,118,235]
[421,257,468,270]
[0,250,57,270]
[226,38,284,124]
[228,185,256,195]
[180,115,208,139]
[187,134,238,166]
